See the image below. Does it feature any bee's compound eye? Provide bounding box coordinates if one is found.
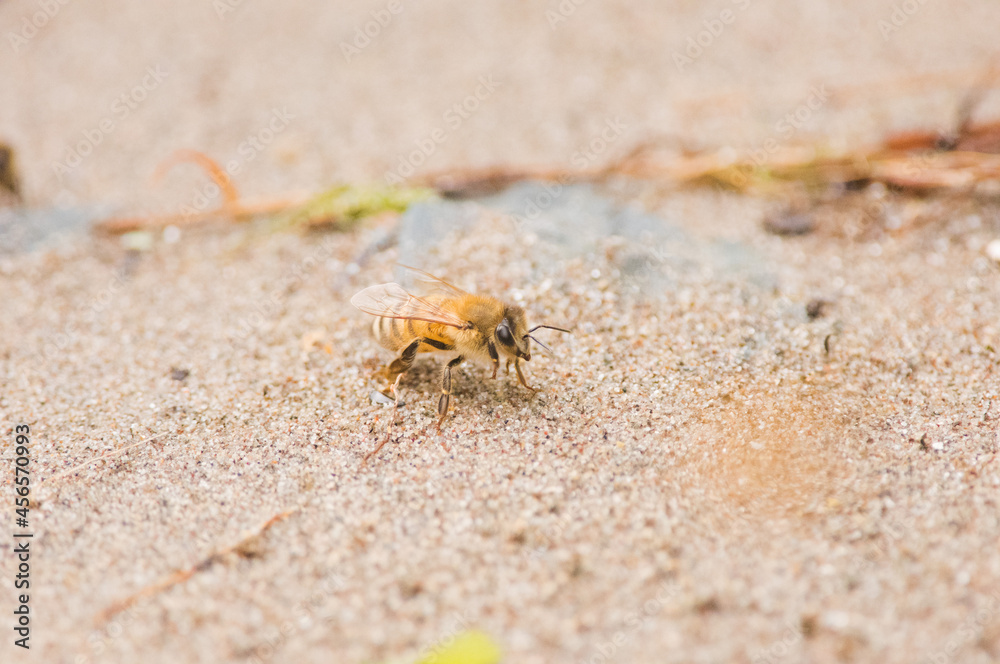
[496,323,514,346]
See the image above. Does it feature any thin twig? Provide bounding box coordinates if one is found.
[42,433,168,486]
[95,195,310,234]
[93,148,312,234]
[96,507,299,623]
[153,149,241,206]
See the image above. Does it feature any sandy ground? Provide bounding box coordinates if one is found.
[2,1,1000,663]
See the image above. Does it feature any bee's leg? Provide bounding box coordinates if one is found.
[437,355,465,430]
[382,338,421,390]
[362,373,404,466]
[514,357,536,392]
[487,341,499,379]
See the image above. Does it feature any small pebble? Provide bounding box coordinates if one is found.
[120,230,154,251]
[763,210,814,236]
[370,389,400,406]
[985,239,1000,263]
[806,299,830,320]
[820,611,850,631]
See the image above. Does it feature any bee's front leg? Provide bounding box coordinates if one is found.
[437,355,465,430]
[487,341,499,379]
[514,358,536,392]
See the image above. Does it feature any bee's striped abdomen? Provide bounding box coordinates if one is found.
[372,316,406,351]
[371,315,455,353]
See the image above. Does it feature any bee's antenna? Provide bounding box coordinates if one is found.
[524,334,553,355]
[527,324,571,334]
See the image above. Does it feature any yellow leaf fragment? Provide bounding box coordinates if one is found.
[415,630,502,664]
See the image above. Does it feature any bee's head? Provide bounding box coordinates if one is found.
[495,305,569,362]
[494,306,531,360]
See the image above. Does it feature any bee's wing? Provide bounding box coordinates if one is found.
[397,264,469,299]
[351,283,470,329]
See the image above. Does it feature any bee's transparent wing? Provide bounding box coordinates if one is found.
[351,283,470,329]
[396,264,469,299]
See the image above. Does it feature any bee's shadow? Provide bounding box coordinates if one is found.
[389,357,531,412]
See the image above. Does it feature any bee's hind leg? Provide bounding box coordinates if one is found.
[381,339,421,392]
[437,355,465,430]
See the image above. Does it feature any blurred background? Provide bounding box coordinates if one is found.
[3,0,998,213]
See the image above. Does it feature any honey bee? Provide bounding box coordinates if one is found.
[351,266,569,428]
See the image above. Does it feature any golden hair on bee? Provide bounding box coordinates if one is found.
[351,266,569,429]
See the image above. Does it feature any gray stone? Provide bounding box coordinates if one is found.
[0,206,106,254]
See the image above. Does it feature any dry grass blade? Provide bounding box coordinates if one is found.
[96,154,428,235]
[871,150,1000,189]
[42,433,168,486]
[96,508,299,623]
[634,140,1000,194]
[153,149,241,207]
[419,165,581,199]
[97,196,310,234]
[94,150,309,234]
